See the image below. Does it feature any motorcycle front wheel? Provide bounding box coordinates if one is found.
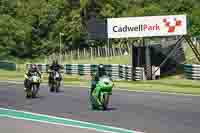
[49,81,55,92]
[102,93,110,110]
[55,80,60,92]
[32,84,39,98]
[90,92,99,110]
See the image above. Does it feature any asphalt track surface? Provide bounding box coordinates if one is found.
[1,82,200,133]
[0,117,101,133]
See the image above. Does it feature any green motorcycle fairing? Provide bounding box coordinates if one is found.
[92,76,113,106]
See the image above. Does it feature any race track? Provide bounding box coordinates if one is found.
[0,117,102,133]
[0,81,200,133]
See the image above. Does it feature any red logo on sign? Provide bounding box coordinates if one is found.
[163,17,182,32]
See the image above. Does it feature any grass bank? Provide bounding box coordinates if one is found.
[14,55,131,65]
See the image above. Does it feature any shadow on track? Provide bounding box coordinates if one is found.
[89,107,117,112]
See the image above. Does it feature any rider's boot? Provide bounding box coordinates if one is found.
[24,79,29,91]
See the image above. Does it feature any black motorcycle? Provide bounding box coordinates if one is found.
[48,70,62,92]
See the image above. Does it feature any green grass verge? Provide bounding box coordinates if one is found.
[14,55,131,65]
[0,70,82,82]
[1,70,200,95]
[116,80,200,95]
[12,55,131,72]
[62,55,131,64]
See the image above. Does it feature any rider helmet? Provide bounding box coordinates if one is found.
[52,60,58,65]
[31,64,37,70]
[98,64,106,75]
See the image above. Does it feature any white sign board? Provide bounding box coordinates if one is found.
[107,15,187,38]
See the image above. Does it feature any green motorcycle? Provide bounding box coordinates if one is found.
[90,75,113,110]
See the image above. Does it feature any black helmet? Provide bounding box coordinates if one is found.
[52,60,58,65]
[31,64,37,70]
[98,64,105,73]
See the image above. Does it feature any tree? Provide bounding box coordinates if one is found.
[0,15,31,58]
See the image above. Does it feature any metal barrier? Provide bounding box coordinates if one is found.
[184,64,200,80]
[26,64,160,81]
[0,61,16,70]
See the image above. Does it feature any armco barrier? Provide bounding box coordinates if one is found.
[26,64,160,81]
[0,61,16,70]
[184,64,200,80]
[134,67,145,80]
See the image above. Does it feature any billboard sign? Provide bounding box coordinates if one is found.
[107,15,187,38]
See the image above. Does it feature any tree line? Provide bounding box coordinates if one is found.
[0,0,200,59]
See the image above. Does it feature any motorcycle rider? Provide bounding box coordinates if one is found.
[24,64,41,91]
[90,64,108,94]
[48,60,64,85]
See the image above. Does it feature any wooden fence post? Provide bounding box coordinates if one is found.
[78,48,80,59]
[97,47,100,57]
[70,50,73,60]
[105,46,107,57]
[90,47,93,60]
[113,47,115,56]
